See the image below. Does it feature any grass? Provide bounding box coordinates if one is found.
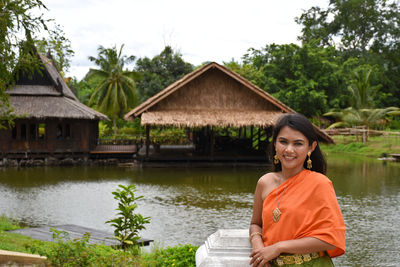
[0,215,198,266]
[321,134,400,158]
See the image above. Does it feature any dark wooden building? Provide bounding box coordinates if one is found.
[0,51,108,159]
[124,62,333,163]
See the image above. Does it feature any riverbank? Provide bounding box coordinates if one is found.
[0,215,197,266]
[320,135,400,158]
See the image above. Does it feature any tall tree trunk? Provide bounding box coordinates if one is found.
[113,114,117,136]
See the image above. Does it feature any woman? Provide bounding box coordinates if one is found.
[249,114,345,266]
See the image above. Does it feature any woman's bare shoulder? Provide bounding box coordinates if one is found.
[256,172,280,201]
[257,172,280,192]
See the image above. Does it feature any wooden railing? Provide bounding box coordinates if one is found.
[97,138,143,146]
[324,128,400,137]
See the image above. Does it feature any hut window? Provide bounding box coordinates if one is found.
[21,124,27,140]
[56,124,63,140]
[29,124,37,140]
[38,123,46,139]
[11,127,17,139]
[65,124,71,138]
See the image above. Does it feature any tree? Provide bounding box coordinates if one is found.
[35,24,75,74]
[0,0,52,129]
[324,67,400,140]
[242,42,346,117]
[87,45,140,135]
[296,0,400,53]
[296,0,400,108]
[135,46,193,102]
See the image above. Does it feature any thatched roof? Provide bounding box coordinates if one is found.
[124,62,333,143]
[6,50,108,121]
[141,110,284,128]
[9,96,108,120]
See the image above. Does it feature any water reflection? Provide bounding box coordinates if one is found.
[0,155,399,266]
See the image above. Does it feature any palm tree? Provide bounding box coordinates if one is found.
[324,68,399,142]
[87,45,140,135]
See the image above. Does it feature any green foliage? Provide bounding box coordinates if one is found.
[141,244,198,267]
[87,44,141,135]
[135,46,193,102]
[150,128,187,145]
[35,23,74,73]
[0,0,52,128]
[242,42,346,116]
[0,214,20,231]
[324,67,400,130]
[106,184,150,250]
[296,0,400,108]
[296,0,400,53]
[29,228,139,267]
[0,215,196,266]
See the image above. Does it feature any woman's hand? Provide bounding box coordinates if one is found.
[249,244,280,266]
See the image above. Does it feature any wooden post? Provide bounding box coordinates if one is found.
[210,126,215,157]
[145,125,150,158]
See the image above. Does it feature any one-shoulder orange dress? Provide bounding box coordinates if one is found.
[262,169,346,258]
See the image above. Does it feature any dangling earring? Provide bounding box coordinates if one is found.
[307,152,312,169]
[274,154,279,164]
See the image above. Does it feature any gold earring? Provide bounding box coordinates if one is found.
[307,152,312,169]
[274,154,279,164]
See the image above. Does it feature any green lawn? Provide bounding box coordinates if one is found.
[321,134,400,158]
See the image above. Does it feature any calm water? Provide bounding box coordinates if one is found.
[1,154,400,266]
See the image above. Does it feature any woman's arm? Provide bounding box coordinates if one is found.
[274,237,336,255]
[249,177,268,251]
[250,237,336,266]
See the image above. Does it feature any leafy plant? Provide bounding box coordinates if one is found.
[106,184,151,250]
[141,244,198,267]
[30,228,137,267]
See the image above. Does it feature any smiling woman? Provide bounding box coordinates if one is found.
[249,114,345,267]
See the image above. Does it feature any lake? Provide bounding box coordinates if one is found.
[0,153,399,266]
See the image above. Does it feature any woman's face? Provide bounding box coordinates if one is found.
[274,126,315,172]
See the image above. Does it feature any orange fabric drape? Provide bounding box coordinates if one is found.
[262,169,346,258]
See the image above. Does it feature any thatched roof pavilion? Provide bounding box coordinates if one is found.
[125,62,333,144]
[0,48,108,159]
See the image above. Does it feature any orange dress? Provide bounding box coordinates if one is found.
[262,169,346,258]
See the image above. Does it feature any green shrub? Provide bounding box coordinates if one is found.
[0,214,20,231]
[29,228,139,267]
[141,244,198,267]
[106,185,151,250]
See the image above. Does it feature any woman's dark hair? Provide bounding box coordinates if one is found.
[270,113,327,174]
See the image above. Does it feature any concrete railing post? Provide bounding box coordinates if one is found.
[196,229,252,266]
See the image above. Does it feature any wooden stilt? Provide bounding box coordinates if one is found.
[210,127,215,157]
[145,125,150,158]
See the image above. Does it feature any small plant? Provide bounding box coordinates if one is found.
[141,244,198,267]
[0,214,20,231]
[106,184,151,250]
[30,228,137,266]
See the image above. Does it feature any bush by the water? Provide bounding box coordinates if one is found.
[0,215,198,266]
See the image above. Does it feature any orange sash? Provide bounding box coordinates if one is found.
[262,169,345,258]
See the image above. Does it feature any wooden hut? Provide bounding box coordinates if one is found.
[124,62,333,163]
[0,50,108,160]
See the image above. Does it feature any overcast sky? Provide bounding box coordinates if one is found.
[42,0,329,79]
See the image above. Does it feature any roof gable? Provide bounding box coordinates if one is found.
[7,49,77,101]
[5,46,108,121]
[125,62,294,119]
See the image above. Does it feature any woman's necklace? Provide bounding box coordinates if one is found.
[272,182,288,222]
